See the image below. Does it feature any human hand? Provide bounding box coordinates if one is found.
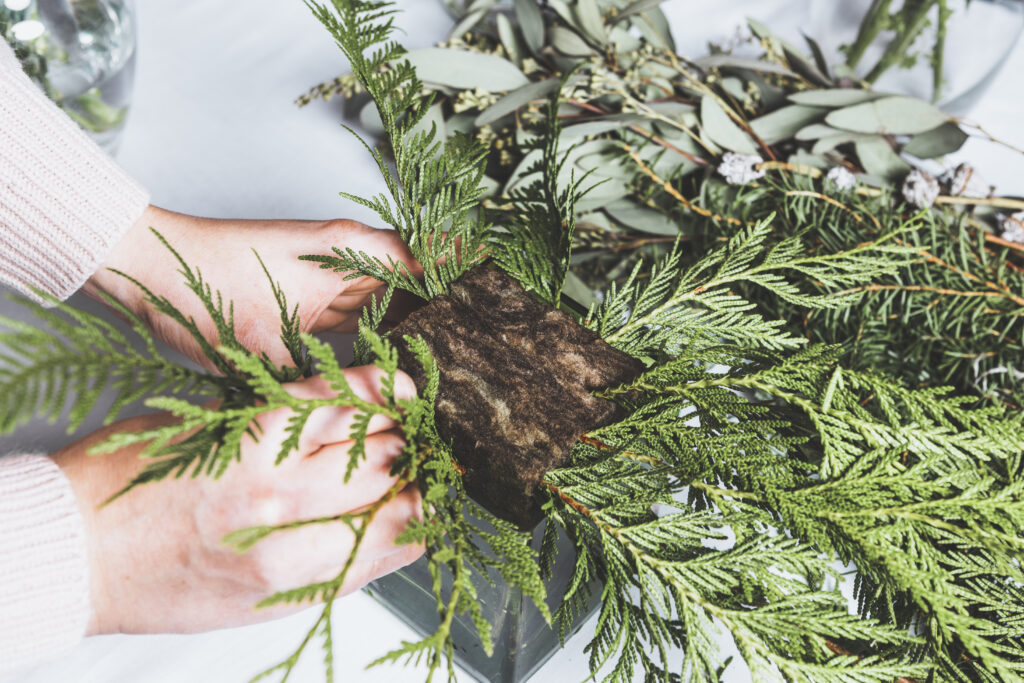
[52,366,423,635]
[83,206,422,369]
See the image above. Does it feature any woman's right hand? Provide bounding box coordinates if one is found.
[52,366,423,635]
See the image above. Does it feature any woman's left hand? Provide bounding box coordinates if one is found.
[84,205,422,369]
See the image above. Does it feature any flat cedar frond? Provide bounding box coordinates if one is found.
[302,0,490,299]
[558,332,1024,681]
[490,80,583,307]
[587,216,916,360]
[0,290,222,434]
[694,172,1024,408]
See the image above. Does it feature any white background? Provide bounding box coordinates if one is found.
[2,1,1023,681]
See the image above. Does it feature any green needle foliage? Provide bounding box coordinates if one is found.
[4,2,1024,682]
[300,0,490,300]
[586,216,916,359]
[690,173,1024,409]
[0,289,216,434]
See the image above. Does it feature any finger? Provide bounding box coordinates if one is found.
[281,368,417,452]
[332,225,424,290]
[340,543,425,596]
[300,430,408,513]
[350,486,424,562]
[309,225,426,334]
[291,486,423,586]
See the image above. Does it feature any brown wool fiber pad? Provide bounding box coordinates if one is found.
[392,265,644,528]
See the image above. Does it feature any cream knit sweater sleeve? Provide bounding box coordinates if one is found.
[1,38,149,672]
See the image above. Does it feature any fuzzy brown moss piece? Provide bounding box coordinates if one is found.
[392,265,644,528]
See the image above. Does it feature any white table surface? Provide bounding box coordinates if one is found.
[2,1,1023,682]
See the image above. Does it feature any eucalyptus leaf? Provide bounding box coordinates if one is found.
[478,173,500,199]
[781,41,831,87]
[746,17,772,40]
[648,101,695,117]
[795,123,842,140]
[902,122,969,159]
[403,48,529,91]
[561,270,598,309]
[695,54,798,78]
[576,210,617,233]
[576,0,607,44]
[614,0,668,23]
[563,117,642,140]
[551,25,595,56]
[607,25,642,53]
[700,97,758,154]
[496,13,520,65]
[475,78,560,126]
[749,105,825,145]
[855,136,911,180]
[548,0,582,32]
[803,33,830,79]
[505,148,543,193]
[359,100,385,137]
[449,8,488,40]
[576,177,630,211]
[514,0,544,56]
[632,7,675,50]
[812,132,873,155]
[788,89,884,107]
[445,112,477,136]
[606,204,680,236]
[507,139,614,194]
[721,77,747,101]
[787,148,829,169]
[825,96,950,135]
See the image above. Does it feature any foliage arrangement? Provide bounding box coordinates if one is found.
[301,0,1024,409]
[2,2,1024,683]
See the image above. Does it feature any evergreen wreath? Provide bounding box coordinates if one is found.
[3,1,1024,682]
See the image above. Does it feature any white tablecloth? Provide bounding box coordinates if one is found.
[2,1,1022,681]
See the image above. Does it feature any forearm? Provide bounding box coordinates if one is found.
[0,454,90,673]
[0,39,148,301]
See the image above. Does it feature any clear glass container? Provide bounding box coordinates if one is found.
[807,0,1024,114]
[1,0,137,154]
[367,518,602,683]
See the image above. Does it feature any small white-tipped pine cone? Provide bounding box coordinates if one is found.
[941,163,991,198]
[999,211,1024,244]
[717,152,765,185]
[824,166,857,191]
[902,169,940,209]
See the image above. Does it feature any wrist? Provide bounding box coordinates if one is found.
[82,205,182,318]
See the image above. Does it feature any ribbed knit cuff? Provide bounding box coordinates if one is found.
[0,39,149,301]
[0,454,90,673]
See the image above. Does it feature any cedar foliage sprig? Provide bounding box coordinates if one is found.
[542,340,1024,681]
[586,216,917,360]
[689,173,1024,408]
[0,290,217,434]
[299,0,490,300]
[489,77,584,307]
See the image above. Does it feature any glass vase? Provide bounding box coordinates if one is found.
[807,0,1024,114]
[1,0,137,154]
[367,518,601,683]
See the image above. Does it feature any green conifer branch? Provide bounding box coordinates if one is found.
[0,290,222,434]
[301,0,491,299]
[587,216,916,360]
